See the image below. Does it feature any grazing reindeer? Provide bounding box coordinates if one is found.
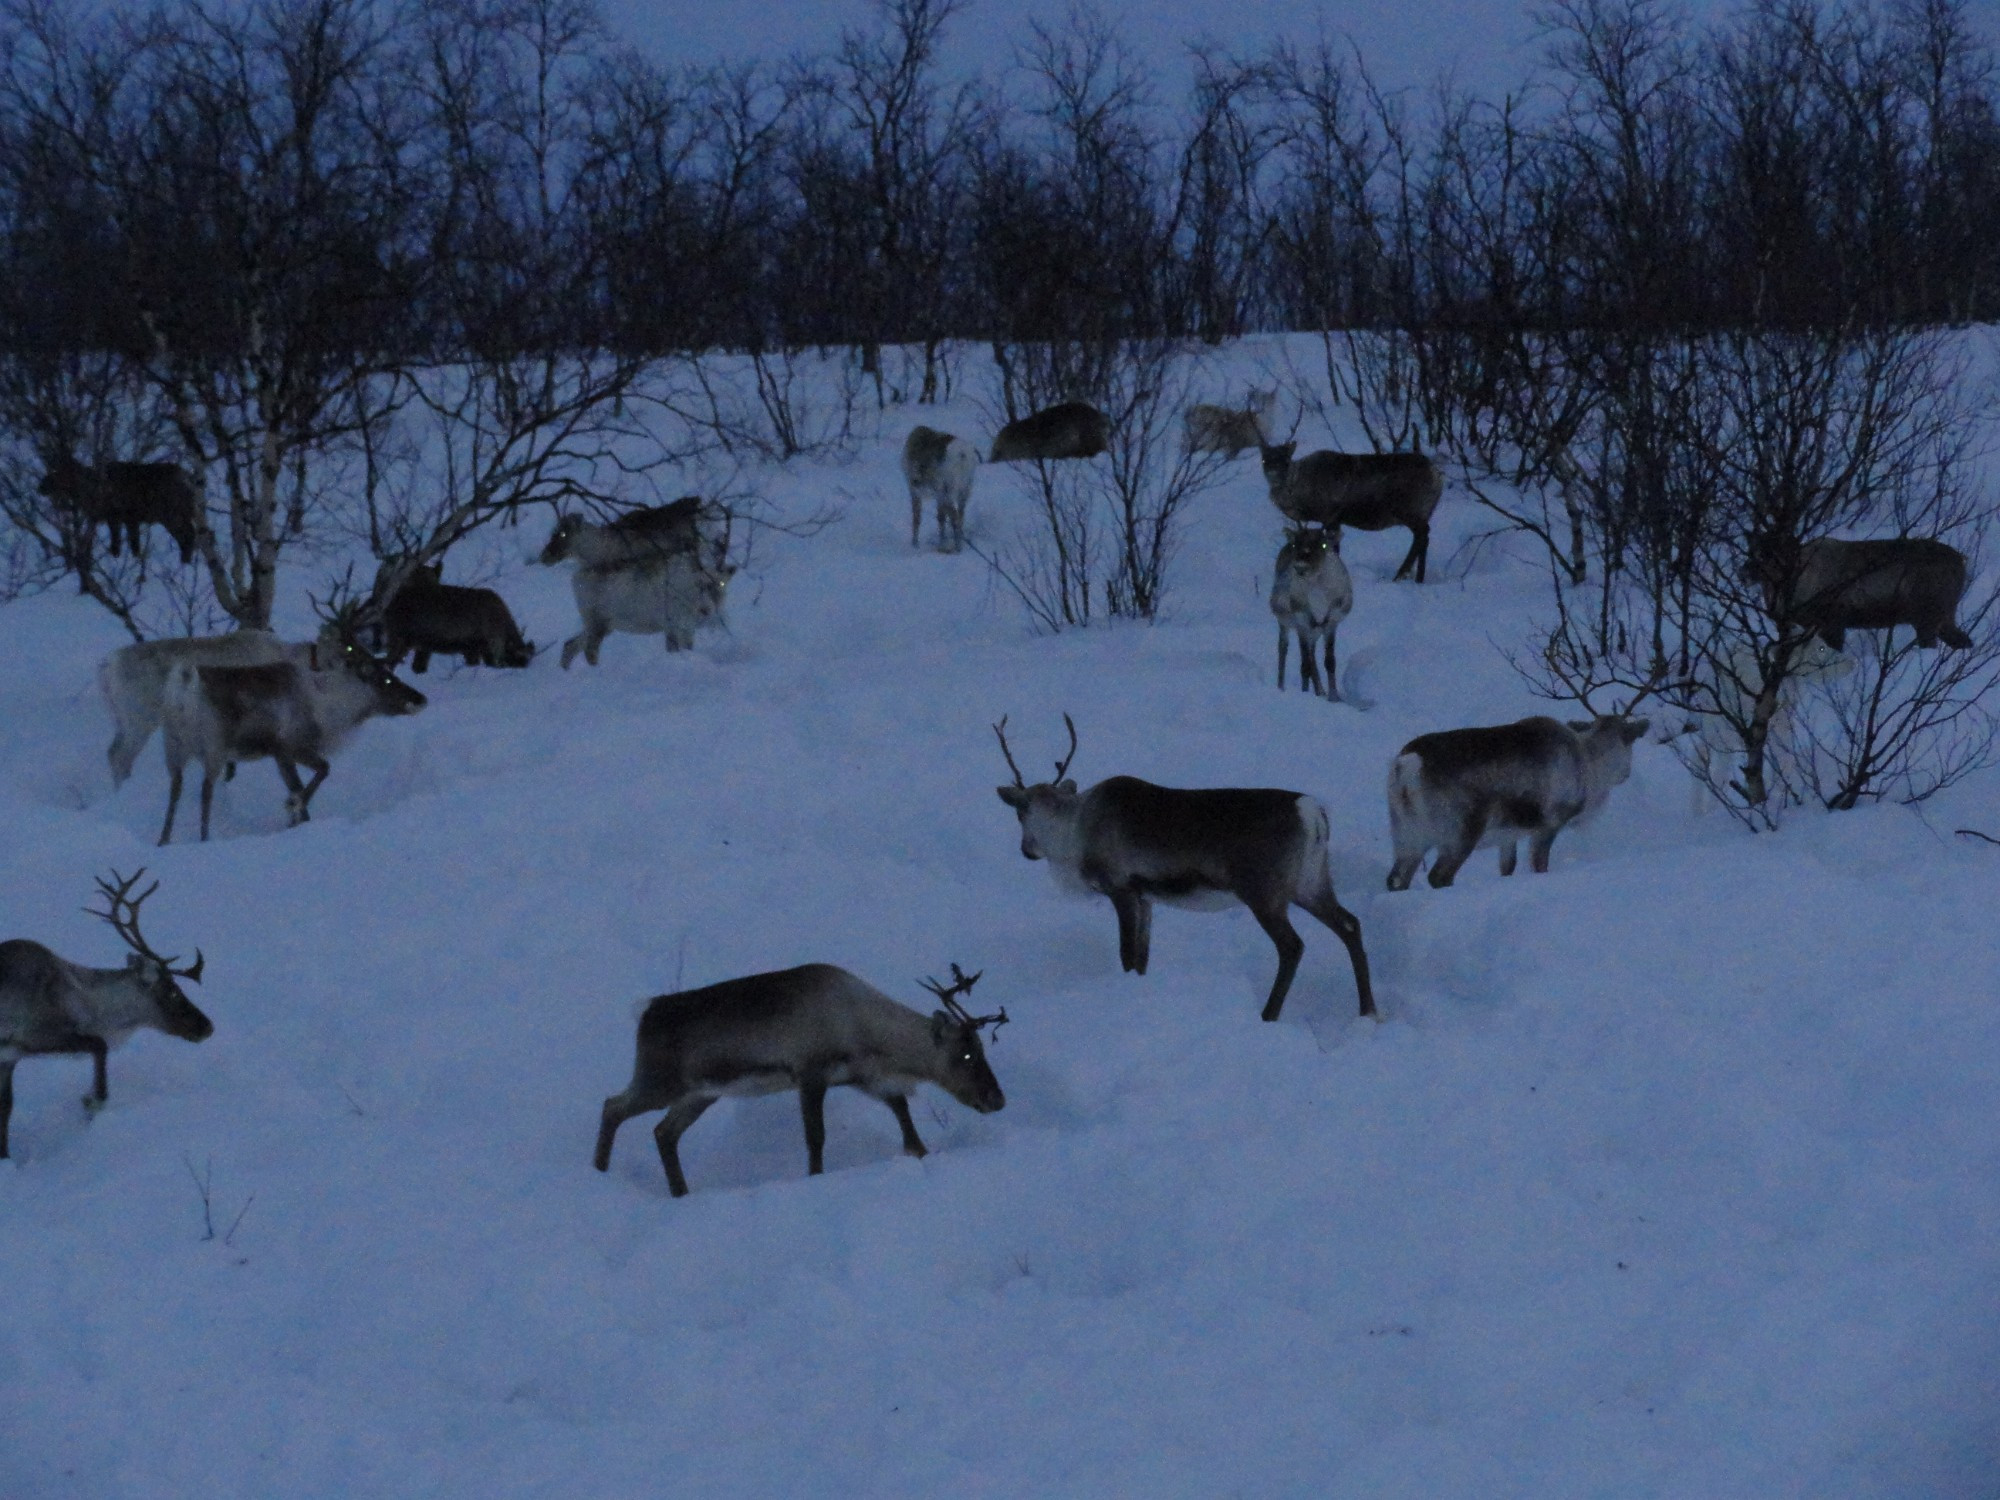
[1,870,211,1159]
[539,497,727,570]
[558,551,734,667]
[1386,713,1650,890]
[1750,536,1974,650]
[158,633,427,843]
[1260,442,1444,583]
[1671,636,1852,815]
[39,455,202,564]
[99,630,293,786]
[994,717,1375,1022]
[1269,525,1354,700]
[594,961,1008,1197]
[382,563,533,672]
[1183,388,1276,457]
[989,402,1111,462]
[901,426,979,552]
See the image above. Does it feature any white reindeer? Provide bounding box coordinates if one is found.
[1674,636,1852,815]
[1184,388,1276,457]
[559,552,735,667]
[901,426,979,552]
[99,631,294,786]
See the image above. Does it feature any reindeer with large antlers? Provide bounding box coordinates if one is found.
[0,871,213,1159]
[994,716,1375,1022]
[594,962,1007,1197]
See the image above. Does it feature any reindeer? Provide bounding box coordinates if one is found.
[99,631,295,786]
[1270,525,1353,700]
[157,631,426,843]
[539,497,727,570]
[901,426,979,552]
[1385,711,1650,890]
[382,563,533,672]
[1667,636,1852,815]
[1,870,211,1159]
[1750,536,1973,651]
[39,455,202,565]
[1183,388,1276,457]
[558,550,734,667]
[594,962,1007,1197]
[994,717,1375,1022]
[989,402,1111,462]
[1260,442,1444,583]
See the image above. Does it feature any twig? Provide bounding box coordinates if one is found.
[1955,827,2000,846]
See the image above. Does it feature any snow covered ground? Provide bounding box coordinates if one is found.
[4,342,2000,1497]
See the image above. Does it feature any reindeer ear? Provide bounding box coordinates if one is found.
[1057,779,1078,795]
[1622,718,1650,744]
[931,1011,951,1042]
[997,785,1028,808]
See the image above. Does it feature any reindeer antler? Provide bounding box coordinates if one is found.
[87,868,203,981]
[993,715,1027,787]
[919,962,1009,1038]
[1053,713,1079,781]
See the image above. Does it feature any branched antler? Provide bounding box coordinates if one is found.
[919,962,1009,1038]
[1053,712,1079,782]
[88,868,203,981]
[993,715,1026,787]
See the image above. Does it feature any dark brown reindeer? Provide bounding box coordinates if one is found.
[382,563,533,672]
[1749,536,1973,651]
[1,870,212,1159]
[594,962,1007,1197]
[157,624,426,843]
[39,455,202,565]
[994,717,1375,1022]
[989,402,1111,462]
[1260,441,1444,582]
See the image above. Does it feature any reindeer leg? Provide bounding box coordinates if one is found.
[198,764,218,842]
[1300,631,1323,696]
[1301,893,1376,1020]
[1497,841,1518,876]
[159,762,185,846]
[86,1036,108,1106]
[1133,895,1153,973]
[1323,626,1339,701]
[291,755,331,824]
[1528,822,1567,873]
[910,487,923,548]
[800,1076,829,1176]
[1251,906,1307,1022]
[1276,625,1289,690]
[651,1097,715,1198]
[884,1095,929,1158]
[0,1059,11,1158]
[1428,810,1486,887]
[1110,890,1144,972]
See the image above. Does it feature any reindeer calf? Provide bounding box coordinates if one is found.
[989,402,1110,462]
[901,426,979,552]
[383,564,533,671]
[1386,714,1648,889]
[1270,526,1353,700]
[1184,389,1275,457]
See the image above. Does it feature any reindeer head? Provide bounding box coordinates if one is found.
[309,593,428,715]
[993,714,1082,862]
[1259,441,1298,487]
[918,964,1007,1113]
[90,870,213,1042]
[1280,524,1338,572]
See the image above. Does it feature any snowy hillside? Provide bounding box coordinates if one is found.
[4,342,2000,1498]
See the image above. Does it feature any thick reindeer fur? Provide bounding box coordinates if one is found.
[1386,715,1648,890]
[540,498,727,571]
[99,631,292,785]
[39,456,202,564]
[997,773,1375,1022]
[0,937,212,1159]
[158,644,426,843]
[1270,527,1353,699]
[989,402,1110,462]
[1260,442,1444,582]
[383,565,532,671]
[1183,389,1275,457]
[594,963,1006,1197]
[901,426,979,551]
[559,552,733,667]
[1758,537,1973,651]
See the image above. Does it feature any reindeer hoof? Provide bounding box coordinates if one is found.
[81,1095,105,1115]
